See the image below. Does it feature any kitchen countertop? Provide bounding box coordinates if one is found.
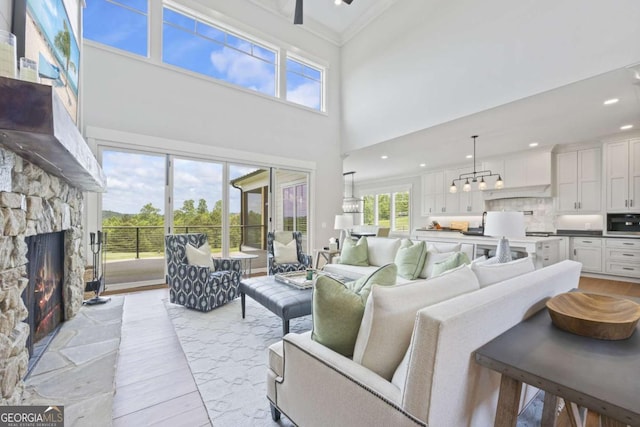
[413,230,563,244]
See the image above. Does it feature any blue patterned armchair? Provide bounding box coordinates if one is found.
[165,234,242,312]
[267,231,312,276]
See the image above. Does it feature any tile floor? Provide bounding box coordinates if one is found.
[112,288,211,427]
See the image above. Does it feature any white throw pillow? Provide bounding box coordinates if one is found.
[353,265,480,381]
[366,237,401,267]
[471,256,535,288]
[185,242,214,269]
[418,250,455,279]
[274,239,299,264]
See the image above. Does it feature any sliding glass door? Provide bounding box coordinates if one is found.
[273,169,309,253]
[171,157,224,255]
[228,165,269,273]
[101,150,167,286]
[100,148,311,285]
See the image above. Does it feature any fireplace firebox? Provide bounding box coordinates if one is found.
[22,232,65,356]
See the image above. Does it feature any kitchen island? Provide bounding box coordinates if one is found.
[413,229,564,268]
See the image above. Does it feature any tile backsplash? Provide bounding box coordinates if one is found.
[486,198,555,232]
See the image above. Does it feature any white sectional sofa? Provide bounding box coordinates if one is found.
[267,260,583,427]
[323,236,476,283]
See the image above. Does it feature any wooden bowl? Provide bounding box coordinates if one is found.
[546,292,640,340]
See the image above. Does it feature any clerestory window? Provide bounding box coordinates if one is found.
[162,7,277,96]
[84,0,149,57]
[83,2,326,111]
[286,57,323,111]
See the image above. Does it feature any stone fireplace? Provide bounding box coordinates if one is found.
[0,148,86,404]
[0,77,105,405]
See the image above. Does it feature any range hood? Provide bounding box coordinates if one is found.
[0,77,106,192]
[482,184,552,200]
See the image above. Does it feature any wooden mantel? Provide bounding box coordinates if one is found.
[0,77,106,192]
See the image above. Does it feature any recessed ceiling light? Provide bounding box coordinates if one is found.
[466,155,473,159]
[334,0,342,5]
[529,142,539,147]
[620,124,634,130]
[604,98,619,105]
[419,163,426,167]
[381,155,388,159]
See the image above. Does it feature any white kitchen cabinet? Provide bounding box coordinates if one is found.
[444,167,484,214]
[459,190,484,214]
[557,237,570,261]
[444,168,461,214]
[556,148,601,213]
[605,138,640,212]
[422,168,485,215]
[536,240,560,267]
[604,238,640,278]
[570,237,603,273]
[421,171,445,215]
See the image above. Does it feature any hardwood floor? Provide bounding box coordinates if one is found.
[110,275,639,426]
[112,288,210,427]
[578,276,640,298]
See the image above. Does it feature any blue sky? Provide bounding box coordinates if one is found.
[102,151,259,215]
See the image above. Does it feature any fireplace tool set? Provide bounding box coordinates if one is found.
[84,231,110,305]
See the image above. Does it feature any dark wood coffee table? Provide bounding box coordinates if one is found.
[239,276,312,335]
[475,293,640,427]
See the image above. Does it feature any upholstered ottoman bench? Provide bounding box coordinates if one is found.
[239,276,312,335]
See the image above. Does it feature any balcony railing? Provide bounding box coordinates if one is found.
[102,225,266,259]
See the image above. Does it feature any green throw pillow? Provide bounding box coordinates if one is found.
[339,237,369,266]
[394,239,428,280]
[431,251,471,277]
[312,264,397,357]
[348,263,397,301]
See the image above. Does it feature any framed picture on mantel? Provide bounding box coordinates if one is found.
[12,0,80,124]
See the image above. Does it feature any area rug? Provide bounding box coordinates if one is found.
[164,298,307,426]
[165,297,542,427]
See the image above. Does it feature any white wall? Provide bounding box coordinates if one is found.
[82,0,344,249]
[0,1,11,32]
[341,0,640,153]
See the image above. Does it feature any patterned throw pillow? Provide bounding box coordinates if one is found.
[312,264,397,357]
[185,242,214,269]
[339,237,369,266]
[273,239,298,264]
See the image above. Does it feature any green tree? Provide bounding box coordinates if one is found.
[363,195,375,225]
[378,194,391,227]
[197,199,208,215]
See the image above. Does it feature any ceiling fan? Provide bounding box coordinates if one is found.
[294,0,354,25]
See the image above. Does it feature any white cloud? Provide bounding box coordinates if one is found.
[287,81,321,110]
[102,152,263,215]
[210,47,275,95]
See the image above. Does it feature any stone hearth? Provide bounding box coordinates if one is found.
[0,147,85,404]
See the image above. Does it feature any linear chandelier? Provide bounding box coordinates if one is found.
[342,171,363,213]
[449,135,504,193]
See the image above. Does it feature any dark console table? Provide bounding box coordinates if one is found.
[475,295,640,427]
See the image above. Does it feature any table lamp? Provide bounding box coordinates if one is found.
[334,214,353,250]
[483,211,526,263]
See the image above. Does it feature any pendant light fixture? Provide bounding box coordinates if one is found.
[449,135,504,193]
[342,171,363,213]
